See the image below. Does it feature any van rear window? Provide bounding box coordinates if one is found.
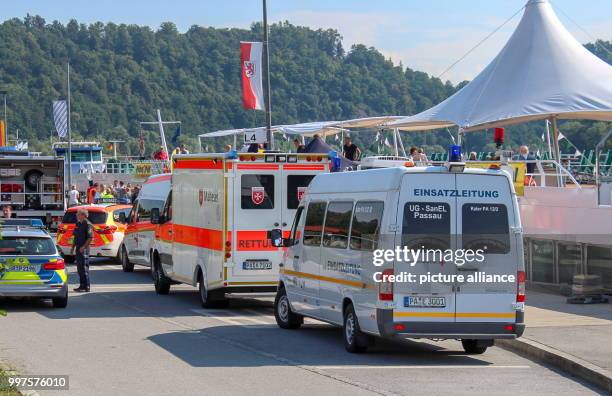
[322,202,353,249]
[241,175,274,209]
[303,202,327,246]
[462,203,510,253]
[402,202,451,250]
[286,175,315,209]
[62,211,107,224]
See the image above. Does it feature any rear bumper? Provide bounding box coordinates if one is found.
[377,309,525,340]
[58,245,120,258]
[0,284,68,298]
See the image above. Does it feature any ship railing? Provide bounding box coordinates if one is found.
[523,159,581,188]
[101,160,168,175]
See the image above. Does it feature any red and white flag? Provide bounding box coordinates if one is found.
[240,41,264,110]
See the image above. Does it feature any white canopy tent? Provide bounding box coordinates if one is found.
[388,0,612,158]
[198,116,404,152]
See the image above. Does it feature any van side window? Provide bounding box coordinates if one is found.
[162,191,172,222]
[241,175,274,209]
[303,202,327,246]
[286,175,315,209]
[322,201,353,249]
[462,203,510,253]
[402,202,450,250]
[350,201,384,251]
[290,206,304,245]
[137,199,165,222]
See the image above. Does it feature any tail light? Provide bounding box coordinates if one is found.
[95,225,117,234]
[379,268,394,301]
[43,259,65,270]
[517,270,526,302]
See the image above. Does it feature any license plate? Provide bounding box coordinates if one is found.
[7,265,37,272]
[242,260,272,270]
[404,296,446,308]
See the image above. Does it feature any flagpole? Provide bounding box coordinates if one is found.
[67,63,72,189]
[262,0,273,149]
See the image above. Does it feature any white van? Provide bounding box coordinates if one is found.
[271,165,525,354]
[120,173,171,272]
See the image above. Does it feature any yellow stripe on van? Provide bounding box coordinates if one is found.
[227,281,278,286]
[280,268,366,289]
[393,312,515,319]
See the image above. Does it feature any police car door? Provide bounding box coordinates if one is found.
[394,173,457,323]
[234,163,282,280]
[455,173,516,323]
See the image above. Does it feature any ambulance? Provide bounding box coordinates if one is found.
[120,173,171,272]
[270,164,525,354]
[149,151,330,307]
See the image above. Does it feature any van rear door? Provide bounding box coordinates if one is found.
[394,173,457,323]
[454,173,516,323]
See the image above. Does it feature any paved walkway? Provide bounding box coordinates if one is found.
[523,290,612,372]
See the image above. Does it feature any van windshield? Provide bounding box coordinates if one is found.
[462,203,510,253]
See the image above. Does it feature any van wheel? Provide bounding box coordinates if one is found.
[52,289,68,308]
[198,272,228,308]
[153,259,171,295]
[274,287,303,329]
[343,303,369,353]
[120,246,134,272]
[461,339,489,354]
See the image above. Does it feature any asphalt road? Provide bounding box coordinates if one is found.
[0,261,605,396]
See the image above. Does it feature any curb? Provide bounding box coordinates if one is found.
[497,338,612,393]
[0,361,39,396]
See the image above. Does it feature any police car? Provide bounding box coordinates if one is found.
[0,219,68,308]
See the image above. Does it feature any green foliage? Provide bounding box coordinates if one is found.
[0,17,609,156]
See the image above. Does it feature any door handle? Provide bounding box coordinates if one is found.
[293,256,300,259]
[274,222,279,227]
[282,222,287,227]
[168,230,173,234]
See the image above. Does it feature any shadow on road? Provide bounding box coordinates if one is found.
[146,324,491,368]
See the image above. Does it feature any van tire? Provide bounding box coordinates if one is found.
[120,246,134,272]
[153,258,171,295]
[52,289,68,308]
[343,303,369,353]
[461,339,489,354]
[274,287,303,329]
[198,272,228,308]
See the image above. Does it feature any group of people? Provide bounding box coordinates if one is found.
[152,144,190,161]
[289,135,363,162]
[67,180,141,207]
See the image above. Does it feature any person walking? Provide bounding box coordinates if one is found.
[68,185,80,207]
[71,208,93,292]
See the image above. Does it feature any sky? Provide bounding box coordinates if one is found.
[2,0,610,83]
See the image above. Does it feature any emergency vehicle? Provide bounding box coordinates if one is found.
[149,151,329,307]
[0,150,65,229]
[120,173,171,272]
[56,201,131,262]
[271,164,525,354]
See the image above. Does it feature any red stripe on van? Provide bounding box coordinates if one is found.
[237,164,279,170]
[283,164,325,170]
[236,230,290,251]
[174,160,224,170]
[172,225,228,251]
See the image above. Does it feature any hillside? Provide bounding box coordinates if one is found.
[0,16,609,156]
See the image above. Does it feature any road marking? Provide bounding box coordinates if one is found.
[311,365,531,370]
[191,309,272,325]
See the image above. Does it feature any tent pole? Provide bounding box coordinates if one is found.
[550,116,561,163]
[392,128,398,156]
[396,129,407,157]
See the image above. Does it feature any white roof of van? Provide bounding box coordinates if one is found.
[307,166,505,195]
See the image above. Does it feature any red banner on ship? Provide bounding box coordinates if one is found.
[240,41,264,110]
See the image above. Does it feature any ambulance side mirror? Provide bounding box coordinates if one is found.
[268,228,284,247]
[150,208,161,225]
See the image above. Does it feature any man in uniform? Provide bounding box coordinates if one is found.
[71,208,93,292]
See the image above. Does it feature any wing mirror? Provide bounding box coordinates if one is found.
[267,228,293,248]
[150,208,160,225]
